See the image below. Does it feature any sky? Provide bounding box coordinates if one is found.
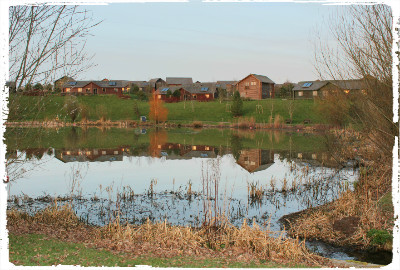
[80,2,336,84]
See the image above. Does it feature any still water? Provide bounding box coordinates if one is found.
[5,127,375,262]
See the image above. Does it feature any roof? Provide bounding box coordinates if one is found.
[55,76,74,84]
[63,80,130,88]
[328,79,364,90]
[166,77,193,85]
[252,74,275,84]
[216,81,237,88]
[292,81,329,91]
[148,78,165,87]
[237,74,275,85]
[130,81,149,88]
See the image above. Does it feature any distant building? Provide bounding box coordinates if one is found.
[148,78,167,90]
[293,79,365,99]
[216,81,237,94]
[54,76,74,91]
[62,80,130,95]
[166,77,193,86]
[130,81,150,92]
[236,74,275,100]
[155,83,216,102]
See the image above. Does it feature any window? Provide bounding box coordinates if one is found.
[158,95,162,99]
[205,94,210,98]
[86,88,90,93]
[193,95,197,99]
[192,146,197,150]
[245,82,249,86]
[298,91,303,97]
[78,88,82,92]
[251,81,257,86]
[313,91,318,96]
[114,151,118,155]
[205,146,209,151]
[102,151,106,155]
[66,88,70,92]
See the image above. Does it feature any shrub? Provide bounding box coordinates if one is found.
[231,91,243,117]
[367,229,392,246]
[137,91,148,101]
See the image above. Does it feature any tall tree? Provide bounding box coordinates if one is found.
[314,5,396,156]
[9,5,101,89]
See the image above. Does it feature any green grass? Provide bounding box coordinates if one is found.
[8,233,308,267]
[8,95,326,124]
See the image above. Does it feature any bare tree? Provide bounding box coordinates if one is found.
[9,5,101,89]
[314,5,397,156]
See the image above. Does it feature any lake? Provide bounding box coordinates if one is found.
[5,126,370,261]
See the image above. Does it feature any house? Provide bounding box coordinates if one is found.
[292,81,329,99]
[293,79,365,99]
[166,77,193,86]
[54,76,74,91]
[148,78,167,90]
[236,74,275,99]
[155,83,216,102]
[62,80,130,95]
[216,81,237,94]
[130,81,150,92]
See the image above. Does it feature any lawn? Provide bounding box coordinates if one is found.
[8,233,310,268]
[7,94,326,124]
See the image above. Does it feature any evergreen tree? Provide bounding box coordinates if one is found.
[231,91,243,117]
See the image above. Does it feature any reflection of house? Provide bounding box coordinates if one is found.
[54,147,130,163]
[293,79,365,99]
[276,150,338,168]
[236,74,275,99]
[62,80,130,95]
[236,149,274,173]
[150,143,217,159]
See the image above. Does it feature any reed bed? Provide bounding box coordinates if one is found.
[7,203,326,266]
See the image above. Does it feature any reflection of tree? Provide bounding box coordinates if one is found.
[64,127,80,149]
[230,135,242,161]
[149,129,168,157]
[149,93,168,124]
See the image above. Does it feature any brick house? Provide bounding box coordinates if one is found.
[236,149,274,173]
[236,74,275,99]
[62,80,130,95]
[216,81,237,94]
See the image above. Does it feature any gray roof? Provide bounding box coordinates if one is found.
[63,80,130,88]
[130,81,149,88]
[166,77,193,85]
[293,81,329,91]
[252,74,275,84]
[216,81,237,88]
[328,79,364,90]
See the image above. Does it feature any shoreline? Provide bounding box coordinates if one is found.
[4,119,332,132]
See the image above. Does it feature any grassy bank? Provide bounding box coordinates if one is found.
[8,95,326,124]
[7,204,330,268]
[10,234,301,267]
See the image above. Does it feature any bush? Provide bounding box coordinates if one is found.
[367,229,392,246]
[231,91,243,117]
[137,91,148,101]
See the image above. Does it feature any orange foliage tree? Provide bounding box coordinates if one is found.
[149,93,168,124]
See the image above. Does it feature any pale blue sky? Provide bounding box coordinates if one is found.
[83,2,335,84]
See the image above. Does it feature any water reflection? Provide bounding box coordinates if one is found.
[5,127,357,230]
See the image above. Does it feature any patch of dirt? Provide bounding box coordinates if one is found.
[333,216,360,236]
